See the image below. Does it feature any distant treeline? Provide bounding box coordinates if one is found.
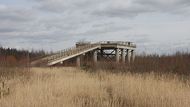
[0,47,47,66]
[1,46,190,76]
[93,52,190,76]
[131,52,190,76]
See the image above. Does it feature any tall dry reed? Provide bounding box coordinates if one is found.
[0,68,189,107]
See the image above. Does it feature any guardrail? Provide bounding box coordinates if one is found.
[98,41,136,47]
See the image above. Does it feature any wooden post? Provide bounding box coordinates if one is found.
[121,49,126,63]
[76,56,81,67]
[131,50,136,62]
[116,48,120,63]
[93,50,98,64]
[127,49,131,63]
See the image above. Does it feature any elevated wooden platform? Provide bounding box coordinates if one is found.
[99,41,136,49]
[31,41,136,67]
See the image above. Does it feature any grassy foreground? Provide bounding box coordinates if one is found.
[0,68,190,107]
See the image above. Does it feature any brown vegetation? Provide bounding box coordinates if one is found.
[93,52,190,76]
[0,47,190,107]
[0,68,190,107]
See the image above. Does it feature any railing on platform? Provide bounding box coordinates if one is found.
[98,41,136,48]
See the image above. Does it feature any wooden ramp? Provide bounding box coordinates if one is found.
[31,44,100,66]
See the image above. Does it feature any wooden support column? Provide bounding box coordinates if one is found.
[101,49,103,57]
[131,50,136,62]
[127,49,131,63]
[93,50,98,64]
[116,48,120,63]
[100,49,103,61]
[76,56,81,67]
[121,49,126,63]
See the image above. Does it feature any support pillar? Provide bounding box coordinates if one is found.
[101,49,103,57]
[116,48,120,63]
[100,49,103,61]
[121,49,126,63]
[93,50,98,64]
[127,49,131,63]
[131,50,136,62]
[76,56,81,67]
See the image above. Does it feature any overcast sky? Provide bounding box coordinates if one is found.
[0,0,190,54]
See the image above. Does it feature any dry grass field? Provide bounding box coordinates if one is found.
[0,67,190,107]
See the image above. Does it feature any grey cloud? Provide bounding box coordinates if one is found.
[0,28,19,33]
[0,31,75,51]
[128,34,150,44]
[134,0,190,13]
[92,22,114,28]
[1,0,190,53]
[0,6,35,22]
[92,7,152,18]
[135,0,190,8]
[34,0,190,19]
[34,0,99,12]
[0,5,39,36]
[73,24,131,36]
[0,4,79,50]
[92,0,190,18]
